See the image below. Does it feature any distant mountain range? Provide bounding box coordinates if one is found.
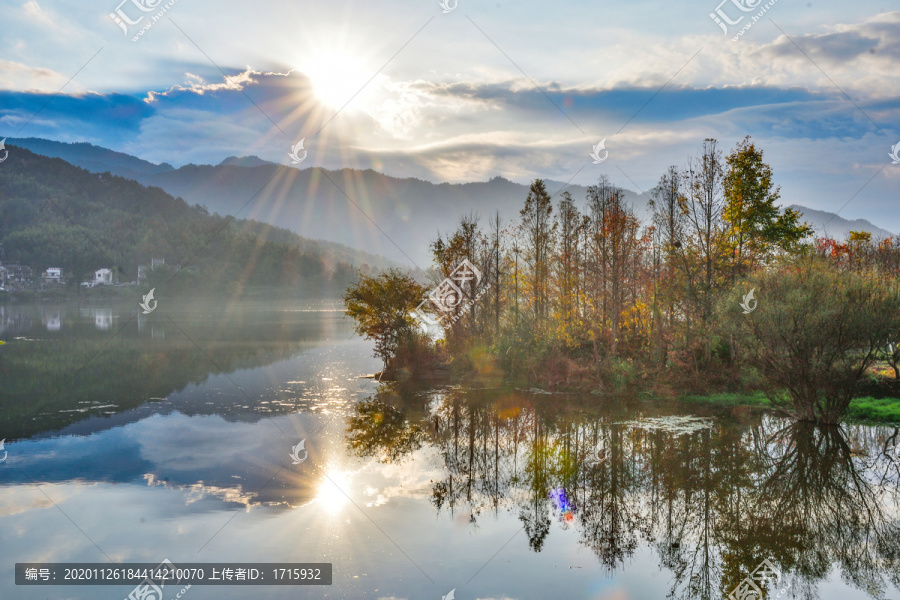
[8,137,175,180]
[785,204,895,241]
[8,137,895,266]
[0,146,400,296]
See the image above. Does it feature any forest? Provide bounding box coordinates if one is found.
[345,137,900,424]
[0,147,361,295]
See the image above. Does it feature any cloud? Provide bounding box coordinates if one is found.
[759,11,900,66]
[144,67,294,103]
[0,90,155,142]
[0,59,65,92]
[20,0,54,26]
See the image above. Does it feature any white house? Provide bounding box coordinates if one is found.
[43,267,63,283]
[94,268,114,285]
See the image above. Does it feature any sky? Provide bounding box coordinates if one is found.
[0,0,898,231]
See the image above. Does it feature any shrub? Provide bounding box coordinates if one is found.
[718,258,900,424]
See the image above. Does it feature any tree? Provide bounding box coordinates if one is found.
[343,269,426,371]
[649,166,687,364]
[586,177,642,357]
[520,179,556,330]
[682,138,726,328]
[723,136,811,278]
[554,191,585,346]
[718,258,900,424]
[3,224,115,293]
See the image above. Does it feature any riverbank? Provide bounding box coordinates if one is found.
[680,391,900,423]
[420,351,900,424]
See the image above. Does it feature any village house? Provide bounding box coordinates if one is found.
[94,268,115,285]
[42,267,63,284]
[5,264,34,284]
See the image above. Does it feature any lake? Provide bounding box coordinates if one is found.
[1,301,899,600]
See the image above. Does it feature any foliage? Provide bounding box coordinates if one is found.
[346,394,426,462]
[347,135,900,424]
[718,258,900,423]
[343,268,426,370]
[722,136,812,275]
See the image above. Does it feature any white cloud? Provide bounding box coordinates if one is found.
[0,59,65,92]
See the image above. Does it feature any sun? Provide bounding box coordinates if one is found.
[304,51,372,110]
[315,467,353,515]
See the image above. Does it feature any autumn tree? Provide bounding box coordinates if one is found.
[343,269,426,372]
[586,177,643,357]
[722,136,811,278]
[520,179,556,332]
[649,166,688,363]
[554,191,586,346]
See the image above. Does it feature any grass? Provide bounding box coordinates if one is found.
[845,396,900,423]
[681,391,900,423]
[681,391,771,408]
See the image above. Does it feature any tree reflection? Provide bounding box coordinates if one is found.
[345,386,900,599]
[346,391,425,463]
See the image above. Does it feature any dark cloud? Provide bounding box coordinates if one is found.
[760,11,900,63]
[422,80,826,124]
[0,90,154,143]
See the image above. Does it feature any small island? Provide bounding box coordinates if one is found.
[344,137,900,425]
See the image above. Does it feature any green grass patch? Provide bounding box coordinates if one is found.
[845,396,900,423]
[680,391,771,407]
[680,391,900,423]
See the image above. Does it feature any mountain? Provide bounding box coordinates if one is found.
[0,146,396,294]
[218,155,275,168]
[11,138,892,267]
[133,166,635,266]
[5,137,175,180]
[130,166,652,266]
[0,138,642,265]
[788,204,896,240]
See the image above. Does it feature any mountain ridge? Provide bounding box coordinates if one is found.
[8,137,893,265]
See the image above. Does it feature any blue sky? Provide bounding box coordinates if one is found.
[1,0,898,231]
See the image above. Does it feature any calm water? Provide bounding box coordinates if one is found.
[1,301,899,600]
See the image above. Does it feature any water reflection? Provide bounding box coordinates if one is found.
[3,303,899,599]
[0,301,341,439]
[80,307,114,330]
[43,311,61,332]
[347,385,900,599]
